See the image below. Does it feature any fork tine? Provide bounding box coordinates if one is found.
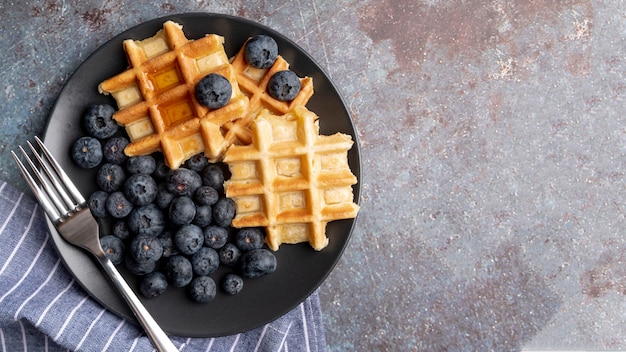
[34,136,86,205]
[11,150,63,221]
[26,140,76,210]
[18,145,70,216]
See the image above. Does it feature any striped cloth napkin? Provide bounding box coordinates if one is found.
[0,180,326,352]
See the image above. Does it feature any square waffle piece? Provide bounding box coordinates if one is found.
[224,39,314,145]
[98,21,249,168]
[223,106,359,251]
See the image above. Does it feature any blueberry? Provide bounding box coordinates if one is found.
[82,104,118,139]
[213,197,236,227]
[194,185,219,206]
[100,235,125,265]
[112,219,132,240]
[191,247,220,276]
[188,276,217,303]
[105,191,133,218]
[201,164,225,192]
[268,70,301,101]
[71,136,103,169]
[164,255,193,288]
[124,173,158,206]
[174,224,204,255]
[127,204,165,236]
[153,159,171,181]
[125,254,157,276]
[244,35,278,69]
[203,225,229,249]
[130,233,163,263]
[169,196,197,226]
[139,271,168,298]
[126,155,156,174]
[219,243,241,267]
[166,167,202,196]
[155,183,175,210]
[221,273,244,295]
[88,190,109,218]
[184,154,209,172]
[193,205,212,227]
[239,248,277,278]
[235,227,265,251]
[102,136,129,164]
[158,230,179,258]
[195,73,232,109]
[96,163,126,192]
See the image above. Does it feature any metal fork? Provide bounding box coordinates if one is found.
[12,136,178,352]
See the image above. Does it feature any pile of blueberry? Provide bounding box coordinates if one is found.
[70,104,277,303]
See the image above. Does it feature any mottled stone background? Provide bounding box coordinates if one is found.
[1,1,624,351]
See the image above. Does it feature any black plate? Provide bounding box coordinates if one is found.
[43,13,360,337]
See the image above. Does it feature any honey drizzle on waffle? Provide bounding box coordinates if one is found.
[224,107,359,251]
[98,21,248,168]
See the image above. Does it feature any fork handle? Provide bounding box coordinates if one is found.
[99,257,179,352]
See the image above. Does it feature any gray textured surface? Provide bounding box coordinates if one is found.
[1,1,624,351]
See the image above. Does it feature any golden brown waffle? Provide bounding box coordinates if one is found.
[98,21,249,168]
[223,106,359,251]
[225,40,314,145]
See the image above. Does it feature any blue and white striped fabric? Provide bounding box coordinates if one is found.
[0,181,326,352]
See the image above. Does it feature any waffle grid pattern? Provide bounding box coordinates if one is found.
[98,21,248,168]
[222,42,315,149]
[224,107,359,250]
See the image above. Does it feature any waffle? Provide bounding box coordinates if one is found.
[223,106,359,251]
[98,21,249,168]
[224,40,314,145]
